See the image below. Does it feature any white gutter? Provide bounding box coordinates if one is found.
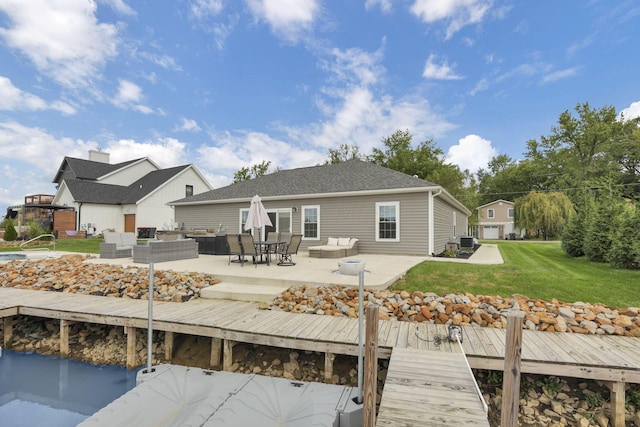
[428,188,442,255]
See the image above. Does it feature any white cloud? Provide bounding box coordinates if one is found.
[0,121,96,167]
[541,67,580,84]
[190,0,224,19]
[99,0,136,16]
[619,101,640,121]
[175,118,202,132]
[245,0,320,42]
[137,52,182,71]
[197,130,325,189]
[112,79,153,114]
[365,0,393,13]
[410,0,492,39]
[106,137,188,167]
[0,76,76,114]
[0,0,119,89]
[446,134,498,173]
[423,54,463,80]
[470,78,488,96]
[321,45,386,87]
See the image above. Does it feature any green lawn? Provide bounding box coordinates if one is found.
[0,237,102,254]
[391,241,640,308]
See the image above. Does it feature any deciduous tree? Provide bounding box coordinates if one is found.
[515,191,575,240]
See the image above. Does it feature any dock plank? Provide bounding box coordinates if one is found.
[376,347,489,427]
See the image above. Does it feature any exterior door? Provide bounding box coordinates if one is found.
[124,214,136,233]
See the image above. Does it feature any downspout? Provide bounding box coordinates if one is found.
[77,203,82,232]
[428,189,442,255]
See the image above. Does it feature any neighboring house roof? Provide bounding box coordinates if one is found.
[62,165,192,205]
[476,199,514,210]
[172,159,472,215]
[53,156,144,183]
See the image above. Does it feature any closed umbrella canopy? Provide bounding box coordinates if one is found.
[244,195,272,238]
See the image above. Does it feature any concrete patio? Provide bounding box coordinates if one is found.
[84,244,502,302]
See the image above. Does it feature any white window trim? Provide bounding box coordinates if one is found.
[487,208,495,218]
[239,209,249,233]
[301,205,320,241]
[375,201,400,242]
[508,208,514,218]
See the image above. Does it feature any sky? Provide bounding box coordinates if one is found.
[1,0,639,216]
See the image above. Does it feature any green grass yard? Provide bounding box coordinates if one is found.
[2,238,639,308]
[392,241,640,309]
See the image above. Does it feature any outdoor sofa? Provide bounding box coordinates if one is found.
[132,238,199,263]
[308,237,358,258]
[100,232,138,258]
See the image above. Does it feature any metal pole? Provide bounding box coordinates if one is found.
[357,269,364,404]
[146,261,154,373]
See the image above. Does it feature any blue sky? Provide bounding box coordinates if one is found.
[1,0,639,216]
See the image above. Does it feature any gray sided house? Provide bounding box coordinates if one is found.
[170,160,471,256]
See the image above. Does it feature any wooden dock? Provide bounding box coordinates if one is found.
[1,287,640,426]
[376,348,490,427]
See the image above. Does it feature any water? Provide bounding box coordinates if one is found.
[0,350,140,427]
[0,253,27,261]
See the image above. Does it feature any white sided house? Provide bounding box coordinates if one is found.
[171,160,472,256]
[52,150,213,236]
[476,199,523,240]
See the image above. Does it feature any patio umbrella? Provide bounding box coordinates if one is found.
[244,194,272,240]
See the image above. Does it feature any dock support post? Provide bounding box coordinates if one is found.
[363,305,379,427]
[603,381,626,427]
[210,337,222,369]
[164,331,174,362]
[501,310,524,427]
[126,326,136,369]
[3,316,13,349]
[324,352,335,383]
[223,340,236,371]
[60,319,71,357]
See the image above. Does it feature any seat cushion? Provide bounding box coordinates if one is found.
[120,232,137,247]
[103,231,121,245]
[338,237,350,246]
[327,237,339,246]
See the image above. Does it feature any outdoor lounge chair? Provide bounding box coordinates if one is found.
[239,233,259,267]
[100,231,137,258]
[277,234,302,266]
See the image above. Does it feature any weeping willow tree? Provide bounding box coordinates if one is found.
[515,191,575,240]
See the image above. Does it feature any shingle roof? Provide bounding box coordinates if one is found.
[53,157,143,183]
[64,165,190,204]
[172,159,437,204]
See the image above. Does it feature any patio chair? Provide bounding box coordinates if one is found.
[277,234,302,266]
[265,231,278,242]
[279,232,292,245]
[226,234,245,265]
[239,233,259,268]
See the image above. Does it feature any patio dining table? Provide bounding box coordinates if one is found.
[254,241,283,266]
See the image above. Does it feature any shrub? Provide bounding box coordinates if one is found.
[608,203,640,269]
[27,221,48,240]
[4,220,17,241]
[583,197,618,262]
[561,212,584,257]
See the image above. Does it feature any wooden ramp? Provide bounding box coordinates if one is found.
[376,347,490,427]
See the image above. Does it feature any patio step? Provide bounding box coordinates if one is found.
[200,282,288,303]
